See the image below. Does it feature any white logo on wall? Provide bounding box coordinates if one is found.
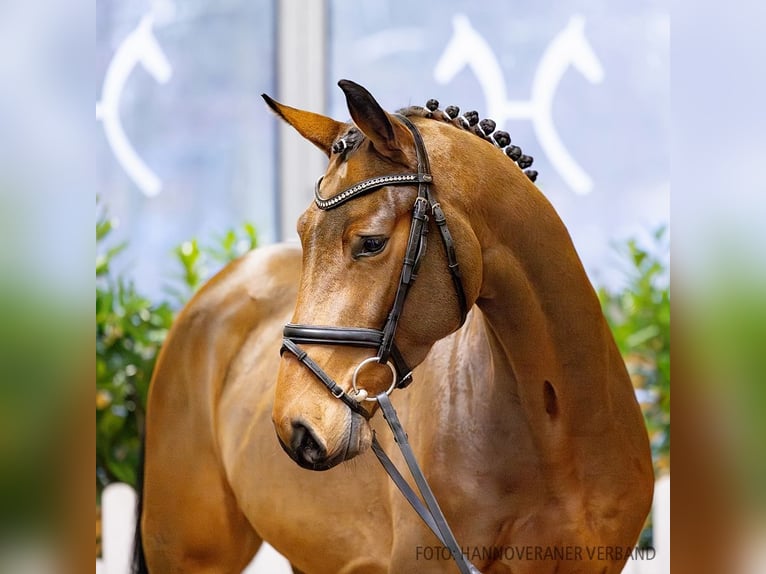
[435,14,604,195]
[96,6,174,198]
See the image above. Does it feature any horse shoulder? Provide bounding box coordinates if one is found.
[148,243,301,415]
[141,244,302,570]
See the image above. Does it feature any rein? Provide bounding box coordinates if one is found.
[280,114,479,574]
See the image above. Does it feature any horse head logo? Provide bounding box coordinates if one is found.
[97,13,173,197]
[435,14,604,194]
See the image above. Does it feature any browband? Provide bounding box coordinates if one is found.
[314,173,433,210]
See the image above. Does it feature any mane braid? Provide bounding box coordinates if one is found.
[396,102,538,183]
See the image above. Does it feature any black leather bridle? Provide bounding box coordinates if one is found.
[280,114,479,573]
[281,114,468,414]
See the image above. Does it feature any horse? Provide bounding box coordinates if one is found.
[434,14,604,194]
[135,79,653,573]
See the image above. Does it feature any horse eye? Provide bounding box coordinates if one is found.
[359,237,387,256]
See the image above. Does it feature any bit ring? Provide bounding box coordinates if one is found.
[351,357,397,402]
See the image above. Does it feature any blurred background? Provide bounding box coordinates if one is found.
[4,0,766,572]
[94,1,672,571]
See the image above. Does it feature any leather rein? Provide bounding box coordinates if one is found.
[280,114,480,574]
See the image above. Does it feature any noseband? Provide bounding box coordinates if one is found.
[280,115,480,574]
[281,114,467,415]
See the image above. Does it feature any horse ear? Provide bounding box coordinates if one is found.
[337,80,409,164]
[262,94,345,157]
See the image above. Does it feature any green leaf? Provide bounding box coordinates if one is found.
[96,203,260,501]
[96,217,113,241]
[597,224,670,477]
[626,325,660,348]
[106,458,137,486]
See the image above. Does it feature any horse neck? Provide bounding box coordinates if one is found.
[441,139,621,443]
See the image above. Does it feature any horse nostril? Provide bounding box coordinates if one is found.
[291,421,326,466]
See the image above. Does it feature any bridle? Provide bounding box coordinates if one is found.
[282,114,467,413]
[280,114,480,574]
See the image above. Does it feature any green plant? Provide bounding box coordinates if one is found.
[597,226,669,549]
[96,210,174,493]
[96,203,257,499]
[598,226,670,475]
[166,223,258,303]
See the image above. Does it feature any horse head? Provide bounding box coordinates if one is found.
[264,81,485,470]
[433,14,475,86]
[136,14,172,84]
[561,15,604,85]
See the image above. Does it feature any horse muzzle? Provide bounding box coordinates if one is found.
[275,412,370,471]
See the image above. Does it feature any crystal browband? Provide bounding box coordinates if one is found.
[314,173,433,210]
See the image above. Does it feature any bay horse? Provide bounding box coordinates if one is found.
[135,80,653,573]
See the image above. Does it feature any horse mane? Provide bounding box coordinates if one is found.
[332,99,538,183]
[396,100,538,182]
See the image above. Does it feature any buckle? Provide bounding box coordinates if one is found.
[396,372,414,389]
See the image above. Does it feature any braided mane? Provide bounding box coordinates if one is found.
[396,100,538,182]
